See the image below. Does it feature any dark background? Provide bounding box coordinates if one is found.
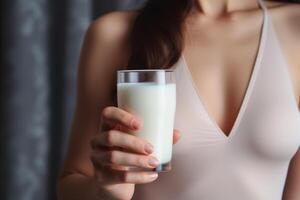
[0,1,299,200]
[0,1,145,200]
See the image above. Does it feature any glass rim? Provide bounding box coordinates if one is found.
[117,69,174,73]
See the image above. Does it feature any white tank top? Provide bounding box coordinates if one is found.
[133,1,300,199]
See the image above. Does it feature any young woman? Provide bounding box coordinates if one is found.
[57,0,300,199]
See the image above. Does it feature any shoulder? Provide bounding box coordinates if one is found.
[87,11,139,45]
[80,10,140,73]
[83,11,139,59]
[77,11,140,103]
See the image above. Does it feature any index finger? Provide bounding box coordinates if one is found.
[101,106,143,131]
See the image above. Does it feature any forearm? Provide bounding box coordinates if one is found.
[57,174,115,200]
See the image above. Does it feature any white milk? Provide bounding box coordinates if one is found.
[117,82,176,165]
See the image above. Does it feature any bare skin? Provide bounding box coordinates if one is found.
[57,0,300,199]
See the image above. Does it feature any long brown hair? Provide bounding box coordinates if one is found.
[128,0,194,69]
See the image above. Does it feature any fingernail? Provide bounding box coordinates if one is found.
[148,157,159,168]
[144,143,154,154]
[132,118,141,130]
[148,173,158,180]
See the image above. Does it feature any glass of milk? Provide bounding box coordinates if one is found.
[117,69,176,172]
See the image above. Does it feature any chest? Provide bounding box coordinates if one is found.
[173,55,300,163]
[182,14,300,136]
[183,32,263,136]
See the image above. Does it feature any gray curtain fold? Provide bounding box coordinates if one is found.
[0,1,145,200]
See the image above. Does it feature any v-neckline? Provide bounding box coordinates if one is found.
[181,6,268,140]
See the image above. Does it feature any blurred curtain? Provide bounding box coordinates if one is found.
[0,1,145,200]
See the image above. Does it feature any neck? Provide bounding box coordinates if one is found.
[195,0,260,17]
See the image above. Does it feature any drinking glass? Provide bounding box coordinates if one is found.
[117,69,176,172]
